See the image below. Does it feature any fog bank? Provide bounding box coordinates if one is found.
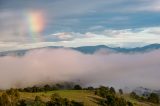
[0,48,160,89]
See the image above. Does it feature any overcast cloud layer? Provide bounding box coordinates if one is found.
[0,0,160,50]
[0,48,160,89]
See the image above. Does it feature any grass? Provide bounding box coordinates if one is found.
[20,90,102,106]
[0,90,159,106]
[122,94,158,106]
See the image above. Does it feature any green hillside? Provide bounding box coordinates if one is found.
[0,90,158,106]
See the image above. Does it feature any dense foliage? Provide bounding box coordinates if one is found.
[19,83,83,93]
[95,86,133,106]
[130,91,159,104]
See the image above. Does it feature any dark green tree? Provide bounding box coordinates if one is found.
[119,89,123,95]
[148,93,159,104]
[106,94,116,106]
[130,92,138,99]
[110,87,116,94]
[44,84,51,92]
[74,85,82,90]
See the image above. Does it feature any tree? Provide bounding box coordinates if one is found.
[74,85,82,90]
[119,89,123,95]
[32,86,39,92]
[44,84,51,92]
[87,86,94,90]
[106,94,116,106]
[148,93,159,104]
[130,92,138,99]
[110,87,116,94]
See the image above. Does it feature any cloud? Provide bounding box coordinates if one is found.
[0,0,160,50]
[89,25,104,30]
[0,48,160,89]
[48,32,74,41]
[45,32,95,42]
[52,27,160,47]
[0,26,160,51]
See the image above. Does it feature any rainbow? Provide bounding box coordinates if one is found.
[26,11,45,42]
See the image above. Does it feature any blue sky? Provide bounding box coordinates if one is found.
[0,0,160,51]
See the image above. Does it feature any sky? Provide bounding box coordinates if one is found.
[0,0,160,51]
[0,0,160,90]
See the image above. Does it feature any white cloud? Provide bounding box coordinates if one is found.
[53,27,160,47]
[0,27,160,51]
[50,32,74,40]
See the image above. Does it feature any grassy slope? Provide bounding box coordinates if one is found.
[122,94,158,106]
[20,90,101,106]
[0,90,158,106]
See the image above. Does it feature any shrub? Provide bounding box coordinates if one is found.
[74,85,82,90]
[148,93,159,104]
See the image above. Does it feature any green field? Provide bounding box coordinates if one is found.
[0,90,158,106]
[20,90,101,106]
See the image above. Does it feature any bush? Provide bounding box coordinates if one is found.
[74,85,82,90]
[110,87,116,94]
[130,92,138,99]
[148,93,159,104]
[35,96,42,102]
[17,99,27,106]
[86,86,94,90]
[127,101,133,106]
[119,89,123,95]
[0,93,11,106]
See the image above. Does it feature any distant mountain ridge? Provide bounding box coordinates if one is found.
[0,43,160,56]
[72,43,160,54]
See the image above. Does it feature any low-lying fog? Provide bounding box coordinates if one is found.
[0,48,160,90]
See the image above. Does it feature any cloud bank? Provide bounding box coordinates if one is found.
[0,48,160,89]
[1,27,160,52]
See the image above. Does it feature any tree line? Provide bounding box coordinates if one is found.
[18,83,82,93]
[0,84,159,106]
